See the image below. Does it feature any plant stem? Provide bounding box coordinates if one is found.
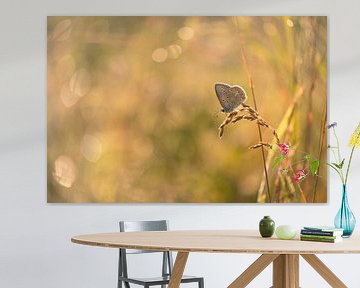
[345,145,356,185]
[327,163,344,181]
[333,127,341,164]
[289,166,307,203]
[312,104,326,202]
[329,147,345,184]
[239,43,272,203]
[330,148,339,164]
[344,128,360,185]
[233,17,271,203]
[333,127,342,162]
[332,127,345,183]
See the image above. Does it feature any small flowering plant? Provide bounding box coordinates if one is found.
[293,169,306,183]
[272,142,320,185]
[218,99,321,196]
[279,143,289,155]
[327,122,360,186]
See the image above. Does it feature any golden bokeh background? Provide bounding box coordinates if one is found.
[47,16,327,203]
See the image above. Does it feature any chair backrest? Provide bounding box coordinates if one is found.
[118,220,174,281]
[120,220,169,232]
[119,220,169,254]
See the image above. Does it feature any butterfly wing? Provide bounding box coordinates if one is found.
[215,83,234,113]
[229,85,247,107]
[215,83,247,113]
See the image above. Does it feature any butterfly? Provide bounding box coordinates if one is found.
[215,83,247,113]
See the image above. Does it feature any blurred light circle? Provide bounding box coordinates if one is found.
[60,83,80,107]
[287,19,294,28]
[152,48,168,63]
[69,68,92,97]
[177,26,194,40]
[167,44,182,59]
[81,134,103,162]
[53,156,77,188]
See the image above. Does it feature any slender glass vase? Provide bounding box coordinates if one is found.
[334,185,356,237]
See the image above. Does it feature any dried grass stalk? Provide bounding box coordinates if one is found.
[249,142,273,149]
[218,103,280,148]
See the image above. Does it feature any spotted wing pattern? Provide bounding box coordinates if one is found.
[215,83,247,113]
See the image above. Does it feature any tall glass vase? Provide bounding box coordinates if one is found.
[334,185,356,237]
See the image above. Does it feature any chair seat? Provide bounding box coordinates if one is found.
[119,274,203,286]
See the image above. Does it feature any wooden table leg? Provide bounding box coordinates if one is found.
[301,254,347,288]
[228,254,279,288]
[168,252,189,288]
[229,253,347,288]
[272,254,299,288]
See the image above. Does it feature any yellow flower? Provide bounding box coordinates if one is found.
[349,122,360,147]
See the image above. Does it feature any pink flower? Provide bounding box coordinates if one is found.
[294,169,306,183]
[279,143,289,155]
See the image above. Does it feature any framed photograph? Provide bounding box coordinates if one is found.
[47,16,327,203]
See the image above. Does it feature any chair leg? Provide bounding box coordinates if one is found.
[198,278,204,288]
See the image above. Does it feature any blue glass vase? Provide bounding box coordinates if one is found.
[334,185,356,237]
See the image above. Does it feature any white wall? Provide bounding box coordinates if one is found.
[1,0,360,287]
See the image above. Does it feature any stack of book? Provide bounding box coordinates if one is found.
[300,226,344,243]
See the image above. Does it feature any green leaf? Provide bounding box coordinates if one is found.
[332,162,341,169]
[311,160,320,176]
[272,155,283,169]
[327,163,344,182]
[327,163,340,173]
[304,154,311,162]
[339,158,345,169]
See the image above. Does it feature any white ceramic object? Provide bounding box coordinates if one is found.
[275,225,297,240]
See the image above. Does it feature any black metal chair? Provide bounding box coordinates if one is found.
[118,220,204,288]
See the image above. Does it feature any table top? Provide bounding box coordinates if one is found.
[71,230,360,254]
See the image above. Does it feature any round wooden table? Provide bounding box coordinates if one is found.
[72,230,360,288]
